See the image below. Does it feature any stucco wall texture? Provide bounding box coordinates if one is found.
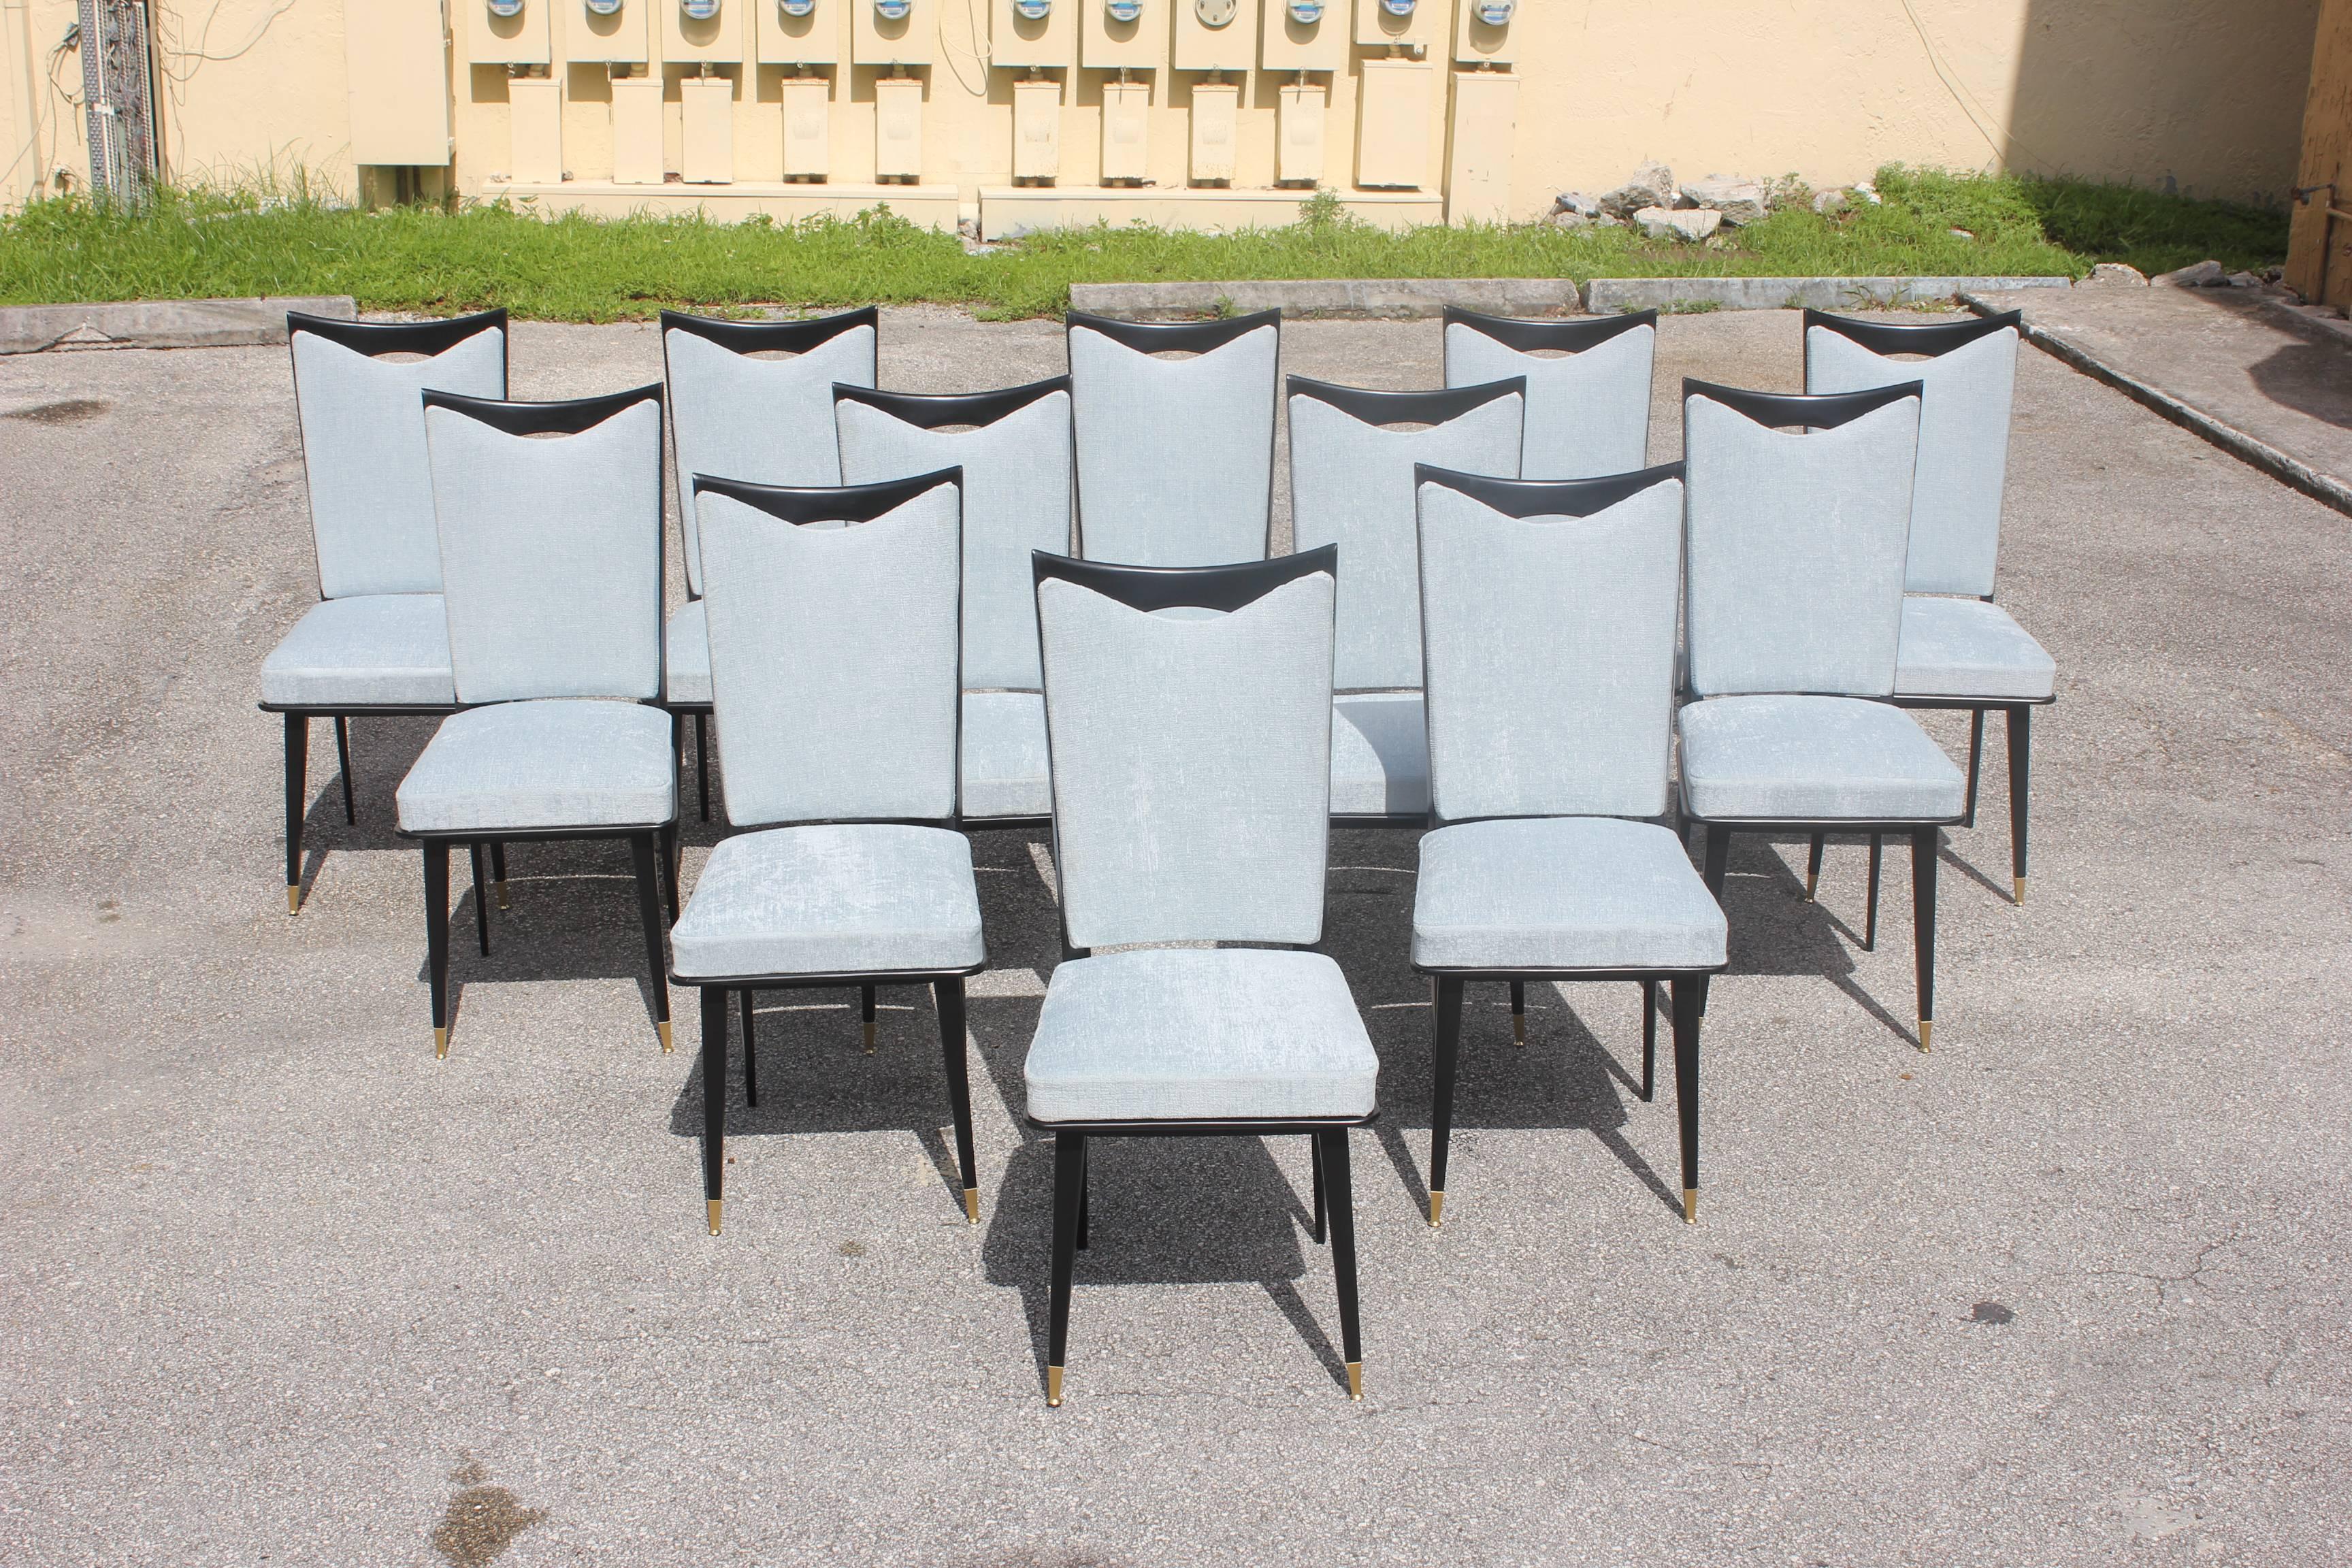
[0,0,2319,221]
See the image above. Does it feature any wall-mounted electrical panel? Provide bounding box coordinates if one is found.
[1445,67,1514,220]
[664,0,745,63]
[1354,55,1430,186]
[1081,0,1158,71]
[1354,0,1435,52]
[1172,0,1254,73]
[611,74,667,182]
[568,0,649,62]
[508,76,564,179]
[991,0,1076,69]
[1188,80,1237,183]
[874,75,925,176]
[1011,77,1064,181]
[1099,78,1150,180]
[757,0,845,63]
[1275,80,1325,184]
[346,0,453,164]
[681,76,735,180]
[1260,0,1344,71]
[1452,0,1513,64]
[853,0,934,65]
[468,0,552,65]
[781,74,832,176]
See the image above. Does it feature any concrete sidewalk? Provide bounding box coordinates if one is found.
[1,310,2347,1565]
[1970,282,2352,514]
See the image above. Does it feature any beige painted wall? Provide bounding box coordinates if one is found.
[0,0,2318,221]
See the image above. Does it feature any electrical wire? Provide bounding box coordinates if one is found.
[1895,0,2051,172]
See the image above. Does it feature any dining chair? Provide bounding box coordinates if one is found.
[1803,308,2053,914]
[666,470,985,1237]
[1441,306,1657,480]
[1024,544,1376,1406]
[1066,309,1280,566]
[1678,380,1966,1050]
[395,385,677,1059]
[659,307,880,819]
[1411,462,1725,1225]
[1286,377,1524,824]
[834,377,1074,828]
[261,308,507,913]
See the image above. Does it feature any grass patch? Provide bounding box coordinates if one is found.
[0,164,2288,321]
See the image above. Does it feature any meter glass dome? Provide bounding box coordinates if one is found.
[1105,0,1141,21]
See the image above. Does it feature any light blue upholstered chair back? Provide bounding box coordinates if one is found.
[663,309,879,595]
[834,380,1073,691]
[1287,379,1524,691]
[423,389,665,706]
[1036,551,1337,949]
[1416,466,1684,823]
[1804,316,2019,598]
[1066,312,1280,567]
[289,314,507,600]
[694,472,963,829]
[1682,382,1922,700]
[1442,309,1654,481]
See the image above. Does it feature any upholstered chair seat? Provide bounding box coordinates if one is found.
[1412,816,1727,973]
[664,601,710,706]
[395,700,676,833]
[1895,595,2055,702]
[261,593,455,708]
[1329,691,1428,817]
[1678,695,1967,823]
[1026,949,1379,1124]
[669,823,983,979]
[959,690,1051,819]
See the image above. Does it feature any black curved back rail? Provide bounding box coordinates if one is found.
[1286,376,1526,425]
[657,306,879,355]
[1801,308,2022,359]
[1064,308,1282,353]
[691,467,964,525]
[1032,544,1338,613]
[832,376,1071,429]
[1441,305,1659,353]
[1414,460,1685,519]
[285,307,509,361]
[1682,378,1923,431]
[421,383,664,436]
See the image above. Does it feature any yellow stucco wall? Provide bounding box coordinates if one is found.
[0,0,2319,222]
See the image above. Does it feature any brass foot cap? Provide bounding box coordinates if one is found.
[433,1026,449,1060]
[1512,1014,1525,1047]
[657,1019,674,1054]
[963,1188,980,1224]
[287,884,301,915]
[1427,1190,1444,1228]
[1804,872,1818,901]
[2013,876,2026,906]
[1918,1019,1933,1052]
[1346,1361,1363,1401]
[496,879,510,911]
[1682,1187,1699,1224]
[862,1020,877,1054]
[1045,1367,1063,1407]
[706,1198,722,1235]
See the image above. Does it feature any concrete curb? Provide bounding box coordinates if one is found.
[1587,275,2072,313]
[1068,277,1582,320]
[1961,289,2352,520]
[0,296,357,355]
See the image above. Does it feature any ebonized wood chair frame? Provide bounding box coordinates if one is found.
[1440,304,1660,354]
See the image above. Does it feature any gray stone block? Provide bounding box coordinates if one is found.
[1068,277,1584,320]
[1585,275,2071,313]
[0,296,357,355]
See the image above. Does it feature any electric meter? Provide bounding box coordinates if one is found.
[780,0,813,16]
[1285,0,1320,19]
[487,0,524,17]
[1473,0,1511,21]
[584,0,621,14]
[1105,0,1141,21]
[1012,0,1049,16]
[874,0,909,18]
[1378,0,1411,14]
[1194,0,1234,24]
[681,0,719,19]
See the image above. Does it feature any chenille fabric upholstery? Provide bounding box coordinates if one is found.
[1068,324,1277,567]
[668,822,985,979]
[261,593,455,708]
[395,699,676,832]
[1894,595,2055,701]
[1411,817,1727,971]
[1677,694,1965,822]
[1443,321,1652,481]
[960,690,1051,820]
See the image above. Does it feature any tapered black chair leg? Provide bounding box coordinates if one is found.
[333,715,355,825]
[1508,979,1526,1045]
[468,842,491,957]
[1046,1130,1085,1405]
[1864,834,1882,949]
[700,985,728,1234]
[423,840,451,1058]
[489,840,508,910]
[934,977,979,1223]
[283,713,308,915]
[860,984,878,1053]
[1697,827,1731,1017]
[1309,1131,1326,1244]
[1075,1138,1090,1250]
[1962,707,1986,828]
[2007,704,2031,906]
[1912,826,1940,1051]
[630,832,673,1053]
[695,713,710,823]
[1428,975,1465,1227]
[657,821,680,923]
[1319,1128,1363,1400]
[740,988,759,1108]
[1671,977,1701,1224]
[670,710,686,813]
[1639,979,1657,1102]
[1804,832,1825,900]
